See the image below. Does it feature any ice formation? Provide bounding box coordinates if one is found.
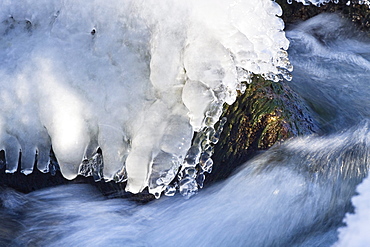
[289,0,370,7]
[0,0,293,197]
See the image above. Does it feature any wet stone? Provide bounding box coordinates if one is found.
[209,75,319,183]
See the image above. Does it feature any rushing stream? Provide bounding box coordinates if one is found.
[0,6,370,247]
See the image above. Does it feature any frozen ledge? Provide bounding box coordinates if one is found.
[0,0,293,198]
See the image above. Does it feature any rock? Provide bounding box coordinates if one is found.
[207,0,370,184]
[209,75,319,183]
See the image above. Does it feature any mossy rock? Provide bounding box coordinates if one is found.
[209,75,319,183]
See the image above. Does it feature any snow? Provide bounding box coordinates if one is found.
[334,176,370,247]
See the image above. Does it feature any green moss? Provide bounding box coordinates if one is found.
[209,75,318,183]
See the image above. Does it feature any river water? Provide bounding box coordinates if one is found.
[0,12,369,247]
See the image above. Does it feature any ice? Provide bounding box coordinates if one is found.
[148,151,181,198]
[182,80,216,131]
[0,0,291,196]
[36,142,51,173]
[292,0,370,6]
[159,114,192,157]
[2,134,20,173]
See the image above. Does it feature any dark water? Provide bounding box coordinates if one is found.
[0,13,369,247]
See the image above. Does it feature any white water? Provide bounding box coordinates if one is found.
[286,13,370,132]
[2,123,369,246]
[0,1,369,247]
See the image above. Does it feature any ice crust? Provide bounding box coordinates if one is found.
[290,0,370,6]
[0,0,291,196]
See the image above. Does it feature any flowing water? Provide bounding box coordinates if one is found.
[0,11,369,247]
